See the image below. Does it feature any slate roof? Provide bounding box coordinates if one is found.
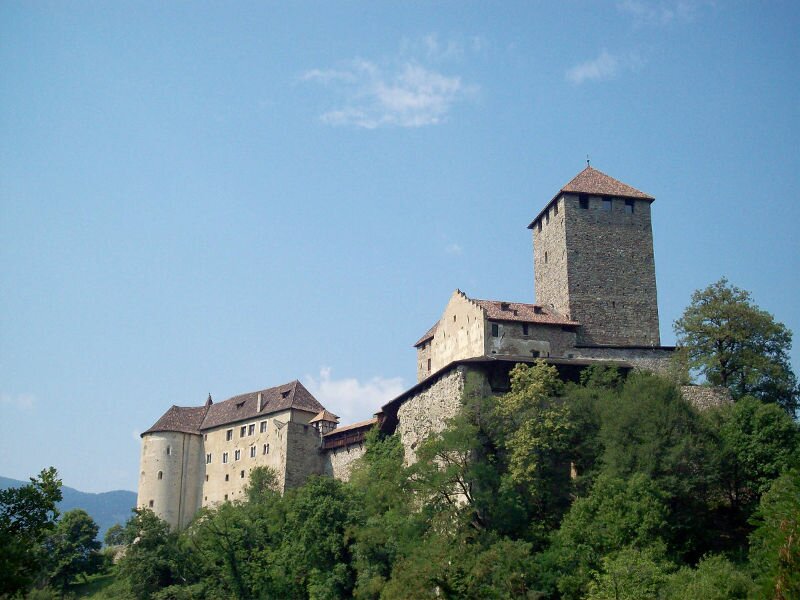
[142,405,209,436]
[142,380,326,436]
[201,380,325,430]
[413,294,579,347]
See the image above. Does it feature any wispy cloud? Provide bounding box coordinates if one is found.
[565,50,643,85]
[303,367,405,425]
[302,59,476,129]
[617,0,707,26]
[0,392,36,410]
[445,243,463,256]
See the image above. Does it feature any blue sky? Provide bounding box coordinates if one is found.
[1,2,798,493]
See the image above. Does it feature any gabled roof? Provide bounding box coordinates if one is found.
[310,409,340,424]
[201,380,325,430]
[322,417,378,437]
[528,166,654,229]
[472,298,580,326]
[142,405,210,436]
[413,293,579,347]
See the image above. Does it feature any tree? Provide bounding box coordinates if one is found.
[44,509,102,592]
[675,278,798,414]
[244,465,280,505]
[0,467,62,596]
[103,523,125,547]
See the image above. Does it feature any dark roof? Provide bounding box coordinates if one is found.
[142,405,209,436]
[473,298,579,326]
[201,380,325,430]
[413,322,439,347]
[528,166,654,229]
[310,409,340,424]
[322,417,378,437]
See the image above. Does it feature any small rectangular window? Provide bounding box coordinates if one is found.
[223,452,228,464]
[240,470,245,479]
[579,194,589,209]
[625,199,634,214]
[166,446,171,456]
[553,201,559,215]
[224,494,228,501]
[602,198,612,211]
[206,453,212,464]
[205,475,208,482]
[240,426,246,438]
[250,446,256,458]
[545,210,550,224]
[248,424,255,436]
[522,323,529,335]
[491,323,499,337]
[148,499,154,508]
[427,358,431,371]
[531,350,541,358]
[260,421,267,433]
[226,429,232,441]
[263,443,269,455]
[235,449,241,461]
[537,220,542,232]
[225,474,229,481]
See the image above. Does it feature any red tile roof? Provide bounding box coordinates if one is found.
[413,322,439,347]
[472,298,580,326]
[141,380,327,436]
[310,409,340,424]
[322,417,378,437]
[560,166,654,200]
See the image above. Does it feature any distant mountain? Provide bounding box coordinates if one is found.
[0,475,136,542]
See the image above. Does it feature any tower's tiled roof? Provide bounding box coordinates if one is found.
[559,166,654,200]
[141,380,326,436]
[310,409,340,424]
[201,380,325,430]
[142,405,209,436]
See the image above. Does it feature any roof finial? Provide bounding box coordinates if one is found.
[586,154,591,168]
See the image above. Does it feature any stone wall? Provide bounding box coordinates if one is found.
[571,346,674,374]
[680,385,733,411]
[416,340,433,382]
[533,193,661,347]
[282,417,325,491]
[428,292,486,376]
[486,320,577,359]
[324,443,367,481]
[396,367,466,464]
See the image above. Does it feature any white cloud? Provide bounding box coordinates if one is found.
[617,0,706,26]
[301,56,477,129]
[303,367,405,426]
[565,50,644,85]
[445,243,463,255]
[0,392,35,410]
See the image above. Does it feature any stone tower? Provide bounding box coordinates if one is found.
[528,166,660,347]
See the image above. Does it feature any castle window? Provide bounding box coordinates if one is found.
[625,199,634,214]
[537,220,542,232]
[235,449,241,461]
[226,429,233,441]
[166,446,171,456]
[531,350,540,358]
[148,500,154,508]
[224,494,228,501]
[157,471,163,480]
[248,424,255,436]
[263,443,269,455]
[223,452,228,464]
[545,210,550,224]
[602,198,612,211]
[579,194,589,209]
[240,470,245,479]
[206,453,211,464]
[205,475,208,482]
[281,390,290,398]
[545,251,548,263]
[491,323,499,337]
[225,474,229,481]
[427,358,431,371]
[250,446,256,458]
[523,323,529,335]
[240,426,246,438]
[204,434,207,441]
[260,420,267,433]
[554,201,559,215]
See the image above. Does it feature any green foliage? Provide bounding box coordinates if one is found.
[749,469,800,599]
[244,465,280,505]
[675,278,798,414]
[541,474,669,599]
[584,546,672,600]
[0,467,62,597]
[661,554,755,599]
[43,508,102,592]
[103,523,125,547]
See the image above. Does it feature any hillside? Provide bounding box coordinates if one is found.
[0,475,136,542]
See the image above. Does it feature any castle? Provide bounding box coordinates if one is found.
[138,166,688,529]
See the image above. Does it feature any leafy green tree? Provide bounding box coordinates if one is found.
[661,554,754,599]
[539,474,669,600]
[117,508,184,600]
[103,523,125,546]
[749,469,800,599]
[0,467,62,596]
[584,546,672,600]
[675,278,798,414]
[244,465,280,505]
[43,509,102,592]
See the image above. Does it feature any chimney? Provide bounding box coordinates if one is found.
[257,392,263,412]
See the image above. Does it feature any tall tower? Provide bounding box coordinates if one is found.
[528,166,660,347]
